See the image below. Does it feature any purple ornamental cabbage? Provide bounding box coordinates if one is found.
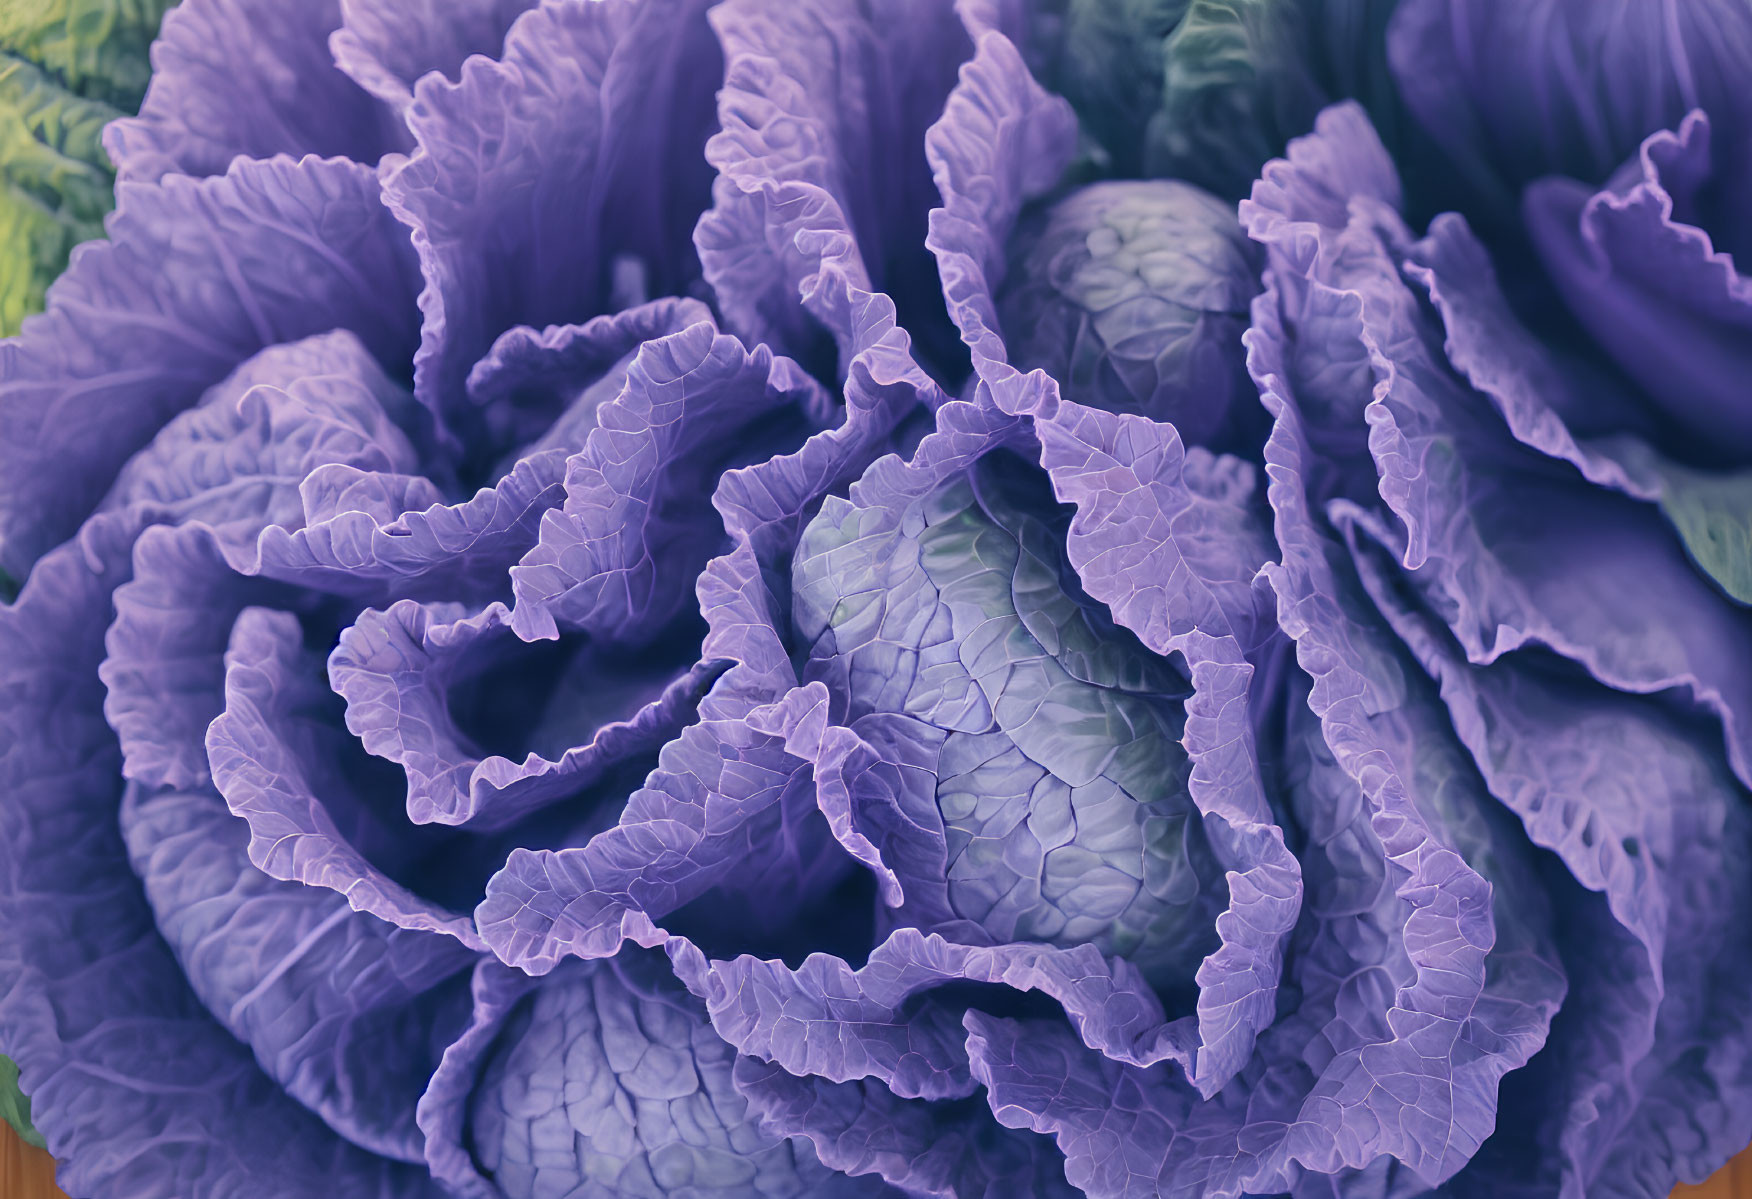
[1,0,1750,1197]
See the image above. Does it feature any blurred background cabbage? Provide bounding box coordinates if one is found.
[0,0,176,336]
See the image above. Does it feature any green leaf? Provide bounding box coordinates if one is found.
[1048,0,1403,197]
[0,1,174,335]
[0,54,116,218]
[1152,0,1325,198]
[1658,463,1752,605]
[0,51,118,334]
[1055,0,1191,177]
[0,0,178,110]
[0,1055,43,1150]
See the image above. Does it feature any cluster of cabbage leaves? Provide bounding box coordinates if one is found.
[1,1,1750,1197]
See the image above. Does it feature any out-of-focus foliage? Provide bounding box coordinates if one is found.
[0,0,176,334]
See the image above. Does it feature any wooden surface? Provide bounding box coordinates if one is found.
[1,1119,64,1199]
[1676,1151,1752,1199]
[0,1112,1746,1198]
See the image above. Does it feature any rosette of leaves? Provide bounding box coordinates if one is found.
[2,1,1752,1197]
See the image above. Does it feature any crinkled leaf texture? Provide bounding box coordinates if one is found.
[1240,101,1752,1198]
[0,154,446,1199]
[7,1,1752,1197]
[420,953,893,1199]
[382,0,724,458]
[3,0,958,1193]
[103,0,396,184]
[924,22,1301,1100]
[995,178,1265,451]
[471,0,1000,979]
[0,152,420,582]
